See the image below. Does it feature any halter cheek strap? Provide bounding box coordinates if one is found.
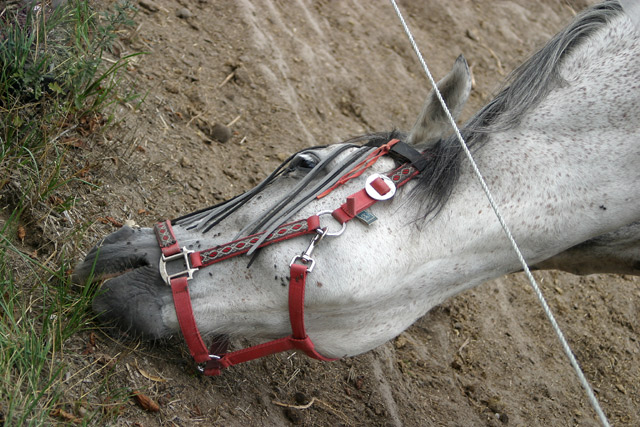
[153,139,423,375]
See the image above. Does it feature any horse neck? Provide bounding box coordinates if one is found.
[426,102,639,288]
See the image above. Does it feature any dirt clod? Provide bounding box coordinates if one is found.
[176,8,192,19]
[138,0,158,12]
[293,392,308,405]
[283,407,302,424]
[211,123,232,143]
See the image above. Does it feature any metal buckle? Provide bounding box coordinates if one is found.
[196,354,221,373]
[289,211,347,273]
[159,247,197,286]
[290,228,326,273]
[365,173,396,201]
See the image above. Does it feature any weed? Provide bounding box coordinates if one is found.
[1,0,140,210]
[0,0,140,423]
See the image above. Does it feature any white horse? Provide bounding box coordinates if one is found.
[75,1,639,373]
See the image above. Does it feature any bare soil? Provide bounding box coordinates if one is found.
[53,0,640,425]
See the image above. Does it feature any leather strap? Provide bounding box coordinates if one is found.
[366,138,428,171]
[155,220,181,256]
[171,276,211,363]
[192,216,321,269]
[332,177,390,224]
[317,139,400,198]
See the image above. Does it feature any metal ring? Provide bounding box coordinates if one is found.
[365,174,396,201]
[316,210,347,237]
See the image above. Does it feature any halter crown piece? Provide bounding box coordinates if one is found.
[153,139,425,375]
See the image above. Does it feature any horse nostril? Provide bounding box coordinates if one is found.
[92,266,170,339]
[131,255,150,270]
[74,252,153,286]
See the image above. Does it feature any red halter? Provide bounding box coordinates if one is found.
[154,140,421,375]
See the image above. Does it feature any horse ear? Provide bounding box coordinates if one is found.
[407,55,472,147]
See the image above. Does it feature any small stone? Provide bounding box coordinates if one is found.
[284,408,302,424]
[234,67,250,85]
[485,396,503,413]
[211,123,232,143]
[466,28,480,41]
[138,0,158,12]
[180,156,192,167]
[165,81,179,94]
[293,392,307,405]
[196,120,232,143]
[176,8,192,18]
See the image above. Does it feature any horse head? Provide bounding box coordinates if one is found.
[74,56,474,359]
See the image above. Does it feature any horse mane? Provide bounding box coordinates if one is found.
[411,0,623,221]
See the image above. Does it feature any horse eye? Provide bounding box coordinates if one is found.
[293,153,319,170]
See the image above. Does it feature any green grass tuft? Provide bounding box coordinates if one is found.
[0,0,140,423]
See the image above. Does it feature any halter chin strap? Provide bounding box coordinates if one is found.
[154,139,423,375]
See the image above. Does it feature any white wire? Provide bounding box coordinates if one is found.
[388,1,610,425]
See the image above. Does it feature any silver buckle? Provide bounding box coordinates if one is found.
[196,354,221,373]
[365,174,396,201]
[290,228,326,273]
[159,247,197,286]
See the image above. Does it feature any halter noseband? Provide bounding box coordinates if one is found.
[153,139,424,375]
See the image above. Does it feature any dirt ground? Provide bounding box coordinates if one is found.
[56,0,640,425]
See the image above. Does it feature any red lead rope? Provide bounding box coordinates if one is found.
[153,149,421,376]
